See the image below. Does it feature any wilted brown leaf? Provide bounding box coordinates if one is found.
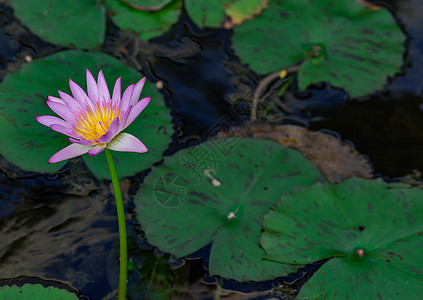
[218,122,373,183]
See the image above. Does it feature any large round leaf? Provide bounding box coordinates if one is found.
[105,0,182,41]
[232,0,406,98]
[261,178,423,298]
[0,50,172,179]
[135,138,324,281]
[0,283,78,300]
[8,0,105,49]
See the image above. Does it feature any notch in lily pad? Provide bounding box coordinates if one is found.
[261,177,423,298]
[302,43,327,64]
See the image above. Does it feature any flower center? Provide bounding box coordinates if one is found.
[73,101,120,142]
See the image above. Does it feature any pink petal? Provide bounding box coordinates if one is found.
[49,144,93,163]
[69,79,94,111]
[58,90,83,114]
[129,77,146,106]
[112,77,121,106]
[88,144,106,156]
[50,124,77,138]
[97,70,110,102]
[36,115,69,128]
[69,138,93,145]
[117,107,132,132]
[123,97,150,130]
[98,117,120,143]
[86,69,98,102]
[47,101,74,122]
[107,132,148,153]
[120,84,134,112]
[48,95,65,105]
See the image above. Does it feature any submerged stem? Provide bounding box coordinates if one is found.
[105,149,127,300]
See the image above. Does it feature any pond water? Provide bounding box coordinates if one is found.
[0,0,422,299]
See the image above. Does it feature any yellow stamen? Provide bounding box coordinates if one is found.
[73,102,120,142]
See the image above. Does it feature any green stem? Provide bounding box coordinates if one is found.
[105,149,127,300]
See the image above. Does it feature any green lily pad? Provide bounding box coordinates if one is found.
[232,0,406,98]
[0,283,78,300]
[185,0,268,28]
[0,50,172,179]
[135,138,324,281]
[8,0,105,49]
[105,0,182,40]
[261,178,423,298]
[223,0,269,28]
[118,0,174,11]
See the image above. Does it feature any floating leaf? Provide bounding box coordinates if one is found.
[0,50,172,179]
[261,178,423,298]
[185,0,268,28]
[105,0,182,40]
[0,283,78,300]
[232,0,406,98]
[8,0,105,49]
[223,0,269,28]
[118,0,174,11]
[218,122,373,183]
[135,138,324,281]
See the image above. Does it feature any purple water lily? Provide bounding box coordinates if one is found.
[37,69,150,163]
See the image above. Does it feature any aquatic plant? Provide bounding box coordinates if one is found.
[0,282,79,300]
[37,69,152,300]
[262,178,423,298]
[135,138,324,281]
[36,69,149,162]
[0,50,172,178]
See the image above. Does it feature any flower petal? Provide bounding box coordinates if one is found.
[112,77,121,106]
[130,77,146,106]
[48,95,65,105]
[47,101,74,122]
[107,132,148,153]
[117,106,132,132]
[36,115,68,128]
[58,90,83,113]
[88,144,106,156]
[86,69,98,102]
[123,97,151,130]
[50,124,77,138]
[97,70,110,102]
[69,79,94,111]
[49,144,93,163]
[98,117,120,143]
[120,84,134,112]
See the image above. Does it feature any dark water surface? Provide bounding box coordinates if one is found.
[0,0,422,299]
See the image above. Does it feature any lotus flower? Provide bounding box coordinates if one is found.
[36,69,149,163]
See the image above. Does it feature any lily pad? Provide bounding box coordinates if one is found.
[105,0,182,41]
[135,138,324,281]
[8,0,105,49]
[185,0,268,28]
[118,0,174,11]
[223,0,269,28]
[0,50,172,179]
[232,0,406,98]
[0,283,78,300]
[261,178,423,298]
